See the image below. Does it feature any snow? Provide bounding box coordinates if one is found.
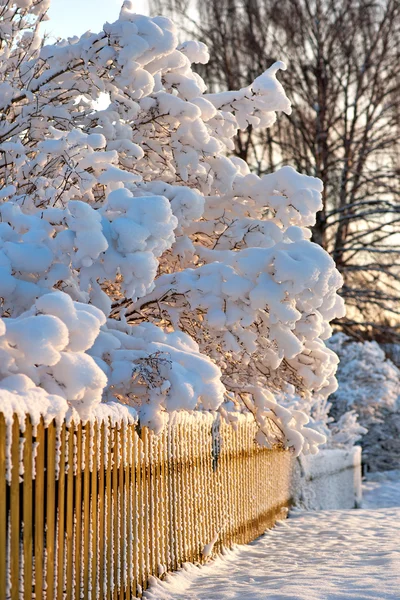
[144,473,400,600]
[362,471,400,509]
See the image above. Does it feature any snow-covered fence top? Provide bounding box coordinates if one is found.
[0,411,291,599]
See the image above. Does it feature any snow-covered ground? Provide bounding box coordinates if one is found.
[362,470,400,509]
[144,473,400,600]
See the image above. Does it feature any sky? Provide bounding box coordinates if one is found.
[45,0,149,40]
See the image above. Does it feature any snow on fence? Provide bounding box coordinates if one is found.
[0,412,291,599]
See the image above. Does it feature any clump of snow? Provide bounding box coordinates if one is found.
[0,1,346,455]
[0,292,106,420]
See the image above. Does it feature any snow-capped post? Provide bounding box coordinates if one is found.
[0,0,345,456]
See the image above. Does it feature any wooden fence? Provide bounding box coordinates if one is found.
[0,411,292,600]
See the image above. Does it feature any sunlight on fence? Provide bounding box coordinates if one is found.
[0,412,291,599]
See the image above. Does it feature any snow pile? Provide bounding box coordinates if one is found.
[0,0,345,454]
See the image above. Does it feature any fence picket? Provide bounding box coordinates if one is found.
[65,423,74,600]
[56,424,66,600]
[46,422,57,599]
[35,420,45,600]
[75,423,83,600]
[23,419,33,600]
[10,417,19,600]
[98,422,105,600]
[106,422,112,600]
[91,423,98,599]
[0,415,5,600]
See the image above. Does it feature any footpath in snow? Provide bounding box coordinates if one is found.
[144,473,400,600]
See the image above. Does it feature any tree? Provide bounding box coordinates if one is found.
[0,0,345,454]
[151,0,400,340]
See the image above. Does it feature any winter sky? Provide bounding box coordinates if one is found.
[46,0,149,39]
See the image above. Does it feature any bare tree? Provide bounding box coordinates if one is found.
[151,0,400,340]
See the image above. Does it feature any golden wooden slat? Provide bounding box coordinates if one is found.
[140,427,150,590]
[98,422,105,600]
[221,422,229,548]
[56,424,66,600]
[186,423,195,562]
[192,421,201,563]
[172,423,183,568]
[74,423,83,600]
[259,445,265,531]
[198,421,207,563]
[131,429,139,596]
[214,421,223,553]
[153,432,161,576]
[148,427,155,579]
[23,419,33,600]
[83,424,91,600]
[202,421,210,560]
[125,424,131,600]
[91,423,98,599]
[0,414,6,600]
[225,422,233,548]
[162,427,172,571]
[35,420,45,600]
[118,424,125,600]
[218,422,227,549]
[177,421,184,565]
[157,429,166,575]
[176,424,185,563]
[247,423,253,543]
[192,424,199,560]
[193,423,200,558]
[155,431,163,574]
[167,423,176,573]
[229,421,236,546]
[246,423,252,543]
[208,419,215,550]
[251,425,257,541]
[148,431,156,577]
[106,421,112,600]
[239,422,246,545]
[135,429,143,595]
[46,422,57,600]
[113,424,119,600]
[65,424,74,600]
[180,424,190,562]
[10,416,20,600]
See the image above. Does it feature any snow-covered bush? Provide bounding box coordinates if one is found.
[0,0,345,455]
[327,333,400,427]
[277,385,366,451]
[326,333,400,468]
